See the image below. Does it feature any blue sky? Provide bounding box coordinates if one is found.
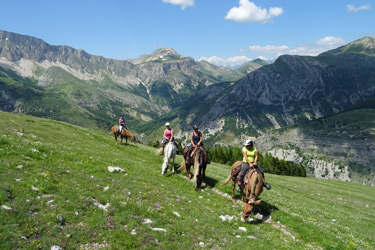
[0,0,374,68]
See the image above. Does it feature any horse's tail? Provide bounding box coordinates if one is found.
[110,126,118,134]
[221,173,232,186]
[156,147,163,155]
[178,159,187,172]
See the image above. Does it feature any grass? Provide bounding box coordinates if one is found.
[0,111,374,249]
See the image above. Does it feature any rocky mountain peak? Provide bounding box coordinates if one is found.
[320,36,375,57]
[131,48,185,64]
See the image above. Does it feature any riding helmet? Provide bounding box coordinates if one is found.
[165,122,170,126]
[244,140,254,146]
[193,125,198,129]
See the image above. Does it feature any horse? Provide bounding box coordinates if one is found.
[221,161,243,200]
[240,170,263,222]
[110,125,136,145]
[221,160,264,222]
[161,142,177,175]
[179,146,207,191]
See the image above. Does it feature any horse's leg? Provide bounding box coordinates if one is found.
[171,155,175,174]
[114,133,118,145]
[201,165,207,187]
[232,178,236,200]
[186,164,191,179]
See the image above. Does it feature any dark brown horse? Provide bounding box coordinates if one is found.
[110,126,136,145]
[179,146,207,191]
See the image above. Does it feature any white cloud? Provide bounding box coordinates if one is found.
[225,0,283,23]
[198,55,252,68]
[162,0,194,10]
[248,45,289,54]
[248,44,328,57]
[347,4,371,13]
[316,36,346,47]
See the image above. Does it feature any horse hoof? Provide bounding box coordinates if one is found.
[202,181,206,186]
[195,187,199,191]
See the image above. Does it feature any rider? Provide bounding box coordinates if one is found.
[186,125,210,164]
[118,115,128,133]
[237,140,271,193]
[160,122,179,155]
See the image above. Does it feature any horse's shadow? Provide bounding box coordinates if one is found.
[247,201,279,224]
[119,143,137,147]
[201,176,219,188]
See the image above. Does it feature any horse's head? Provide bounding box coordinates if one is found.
[131,135,136,143]
[241,200,262,222]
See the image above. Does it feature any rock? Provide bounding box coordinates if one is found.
[130,229,137,235]
[14,178,21,182]
[108,166,126,173]
[2,205,12,210]
[31,186,39,191]
[16,165,23,169]
[152,228,167,233]
[199,242,205,247]
[173,211,181,217]
[239,227,247,232]
[219,215,236,222]
[92,198,110,211]
[142,219,153,224]
[51,246,62,250]
[16,132,24,137]
[103,186,109,192]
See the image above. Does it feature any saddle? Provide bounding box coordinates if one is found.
[232,164,265,186]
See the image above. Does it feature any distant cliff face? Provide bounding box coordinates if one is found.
[195,37,375,134]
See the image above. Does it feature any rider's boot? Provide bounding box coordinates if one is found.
[265,183,271,190]
[237,181,243,193]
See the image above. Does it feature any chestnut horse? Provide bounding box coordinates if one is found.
[240,170,263,222]
[221,161,263,222]
[179,146,207,191]
[110,126,136,145]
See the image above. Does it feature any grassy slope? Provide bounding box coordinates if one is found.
[0,112,374,249]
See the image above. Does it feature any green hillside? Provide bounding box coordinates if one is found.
[1,112,374,249]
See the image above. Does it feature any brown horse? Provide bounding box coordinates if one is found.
[221,161,263,222]
[240,170,263,222]
[179,146,207,191]
[110,126,136,145]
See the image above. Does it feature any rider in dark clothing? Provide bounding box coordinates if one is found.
[186,125,210,164]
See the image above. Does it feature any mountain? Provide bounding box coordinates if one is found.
[235,59,270,75]
[256,101,375,185]
[138,37,375,185]
[0,30,249,129]
[165,37,375,141]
